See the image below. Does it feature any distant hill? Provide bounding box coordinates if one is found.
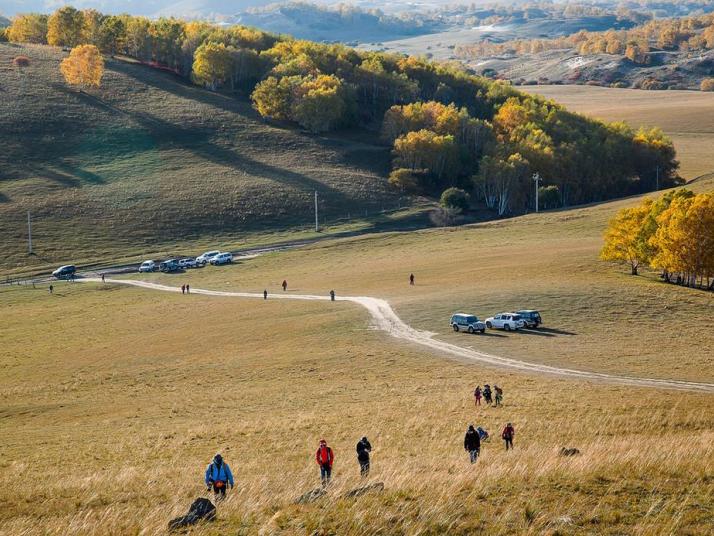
[0,43,394,273]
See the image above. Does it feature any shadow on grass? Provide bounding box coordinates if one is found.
[534,327,577,336]
[0,192,10,203]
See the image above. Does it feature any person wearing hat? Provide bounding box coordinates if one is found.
[356,436,372,477]
[464,424,481,463]
[315,439,334,486]
[204,453,234,498]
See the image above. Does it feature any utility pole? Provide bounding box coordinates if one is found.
[314,190,319,232]
[655,166,660,191]
[27,211,32,254]
[532,172,542,213]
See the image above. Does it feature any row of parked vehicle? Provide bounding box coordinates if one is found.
[450,310,542,334]
[138,250,234,273]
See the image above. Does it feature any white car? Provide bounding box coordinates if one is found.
[178,258,197,269]
[138,260,156,273]
[485,313,525,331]
[450,313,486,334]
[196,250,220,265]
[210,252,233,265]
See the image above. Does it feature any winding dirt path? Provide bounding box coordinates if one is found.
[82,278,714,393]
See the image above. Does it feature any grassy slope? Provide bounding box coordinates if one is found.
[1,179,713,535]
[0,43,405,275]
[524,85,714,181]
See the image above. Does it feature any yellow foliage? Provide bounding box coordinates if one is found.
[600,200,653,275]
[60,44,105,89]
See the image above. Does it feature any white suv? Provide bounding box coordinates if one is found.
[138,260,156,273]
[196,250,220,266]
[485,313,525,331]
[210,252,233,265]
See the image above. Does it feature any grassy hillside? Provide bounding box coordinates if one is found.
[0,42,402,275]
[2,177,713,535]
[524,85,714,181]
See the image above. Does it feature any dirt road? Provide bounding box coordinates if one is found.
[81,278,714,394]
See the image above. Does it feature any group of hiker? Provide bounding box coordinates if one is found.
[473,384,503,407]
[463,421,515,462]
[181,284,191,294]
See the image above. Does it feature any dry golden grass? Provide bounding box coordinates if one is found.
[523,85,714,181]
[2,184,713,534]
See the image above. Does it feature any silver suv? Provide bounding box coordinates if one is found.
[450,313,486,334]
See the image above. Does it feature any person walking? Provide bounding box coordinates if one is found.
[282,280,288,291]
[464,424,481,463]
[474,386,482,406]
[409,273,415,285]
[330,290,335,301]
[356,436,372,477]
[494,385,503,407]
[101,274,105,283]
[204,453,234,499]
[502,423,515,451]
[181,284,185,295]
[186,284,190,294]
[315,439,334,487]
[483,385,492,405]
[49,284,53,294]
[263,289,268,300]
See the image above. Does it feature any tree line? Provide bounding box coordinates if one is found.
[601,189,714,290]
[3,5,681,215]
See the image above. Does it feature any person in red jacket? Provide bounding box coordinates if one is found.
[502,423,515,450]
[315,439,334,486]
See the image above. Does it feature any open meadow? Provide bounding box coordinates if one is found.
[2,180,713,535]
[524,85,714,181]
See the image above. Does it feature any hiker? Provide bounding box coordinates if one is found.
[282,280,287,291]
[263,289,268,300]
[502,423,515,451]
[101,274,105,283]
[315,439,334,487]
[464,424,481,463]
[476,426,489,442]
[186,284,190,294]
[49,284,53,294]
[474,386,482,406]
[181,284,185,295]
[409,273,415,285]
[330,290,335,301]
[483,385,492,405]
[494,385,503,407]
[356,436,372,477]
[204,453,234,498]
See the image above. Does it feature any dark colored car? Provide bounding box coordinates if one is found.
[516,310,542,328]
[52,265,76,279]
[159,259,180,273]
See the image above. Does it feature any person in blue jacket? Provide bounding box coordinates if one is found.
[205,453,234,498]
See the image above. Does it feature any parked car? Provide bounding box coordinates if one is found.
[485,313,525,331]
[159,259,180,272]
[210,252,233,265]
[196,250,220,266]
[178,258,197,269]
[516,310,542,328]
[52,265,76,279]
[450,313,486,334]
[138,260,156,273]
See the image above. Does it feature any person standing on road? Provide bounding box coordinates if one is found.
[356,436,372,477]
[204,453,234,499]
[483,385,492,405]
[282,280,288,291]
[474,386,482,406]
[181,284,185,295]
[264,289,268,300]
[494,385,503,407]
[330,290,335,301]
[49,284,53,294]
[186,284,190,294]
[315,439,334,487]
[464,424,481,463]
[101,274,105,283]
[409,273,415,285]
[502,423,515,451]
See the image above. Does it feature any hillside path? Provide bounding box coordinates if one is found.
[81,278,714,394]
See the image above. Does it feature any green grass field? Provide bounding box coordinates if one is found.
[524,85,714,181]
[0,43,408,276]
[2,179,712,535]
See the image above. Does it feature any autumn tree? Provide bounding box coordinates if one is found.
[393,129,459,187]
[192,42,233,90]
[60,44,105,90]
[291,74,348,133]
[473,152,530,216]
[6,14,48,44]
[47,6,85,47]
[701,78,714,91]
[600,200,653,275]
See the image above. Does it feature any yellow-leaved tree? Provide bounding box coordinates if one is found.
[600,199,653,275]
[60,44,104,90]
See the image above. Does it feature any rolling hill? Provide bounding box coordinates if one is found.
[0,42,400,274]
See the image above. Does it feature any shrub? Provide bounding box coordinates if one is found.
[388,168,421,193]
[538,185,561,210]
[440,187,470,210]
[700,78,714,92]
